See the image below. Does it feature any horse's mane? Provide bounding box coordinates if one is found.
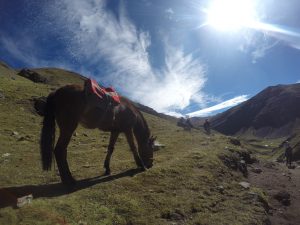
[120,97,150,145]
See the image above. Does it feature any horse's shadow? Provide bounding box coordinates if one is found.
[0,168,142,209]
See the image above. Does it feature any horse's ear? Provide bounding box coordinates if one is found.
[150,135,157,142]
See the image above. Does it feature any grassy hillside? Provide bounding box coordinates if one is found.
[0,65,269,225]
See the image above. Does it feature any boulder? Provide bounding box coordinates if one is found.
[18,69,48,83]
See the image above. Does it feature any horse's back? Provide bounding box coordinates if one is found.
[52,84,86,129]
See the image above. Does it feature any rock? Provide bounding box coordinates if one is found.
[153,141,165,151]
[217,185,225,193]
[229,137,241,146]
[73,132,78,137]
[83,164,91,168]
[238,160,248,176]
[2,153,11,158]
[0,92,5,99]
[17,136,26,141]
[273,191,290,206]
[17,194,33,208]
[162,211,185,221]
[18,69,48,83]
[11,131,19,136]
[251,167,262,174]
[239,181,250,189]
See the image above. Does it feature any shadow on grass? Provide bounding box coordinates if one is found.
[0,168,142,209]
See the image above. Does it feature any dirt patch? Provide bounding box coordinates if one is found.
[248,161,300,225]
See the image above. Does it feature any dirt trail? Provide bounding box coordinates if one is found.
[248,160,300,225]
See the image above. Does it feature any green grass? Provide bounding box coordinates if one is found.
[0,67,269,225]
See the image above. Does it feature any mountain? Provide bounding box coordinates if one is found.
[210,83,300,138]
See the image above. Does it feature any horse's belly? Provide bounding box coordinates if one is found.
[80,108,115,131]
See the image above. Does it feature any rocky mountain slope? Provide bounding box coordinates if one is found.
[210,83,300,138]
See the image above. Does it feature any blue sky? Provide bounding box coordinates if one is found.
[1,0,300,117]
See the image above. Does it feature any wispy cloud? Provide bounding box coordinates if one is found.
[187,95,249,117]
[45,0,206,113]
[0,35,41,67]
[297,80,300,83]
[165,8,174,20]
[251,40,279,63]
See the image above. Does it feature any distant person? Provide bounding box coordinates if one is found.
[186,116,193,129]
[284,141,293,167]
[181,116,192,131]
[203,119,210,134]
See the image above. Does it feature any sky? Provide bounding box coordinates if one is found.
[0,0,300,117]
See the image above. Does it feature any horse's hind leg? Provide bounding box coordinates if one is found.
[104,131,119,175]
[125,130,145,170]
[54,130,75,185]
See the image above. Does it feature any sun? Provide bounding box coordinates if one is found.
[205,0,258,31]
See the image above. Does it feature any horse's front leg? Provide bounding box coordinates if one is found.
[103,131,119,175]
[125,129,146,170]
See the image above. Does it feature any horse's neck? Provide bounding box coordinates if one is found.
[133,112,150,147]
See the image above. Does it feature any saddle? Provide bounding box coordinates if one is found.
[84,78,120,110]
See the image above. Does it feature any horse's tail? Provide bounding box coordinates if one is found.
[40,93,56,171]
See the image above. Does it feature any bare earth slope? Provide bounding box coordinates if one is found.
[249,161,300,225]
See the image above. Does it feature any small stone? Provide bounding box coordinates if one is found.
[78,221,88,225]
[0,92,5,99]
[229,137,241,146]
[12,131,19,136]
[2,153,11,158]
[73,132,78,137]
[17,136,26,141]
[217,185,225,193]
[251,167,262,174]
[239,181,250,189]
[17,194,33,208]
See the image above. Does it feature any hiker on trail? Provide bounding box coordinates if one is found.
[203,119,210,135]
[284,141,293,167]
[186,116,193,130]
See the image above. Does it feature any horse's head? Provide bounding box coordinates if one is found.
[140,135,156,168]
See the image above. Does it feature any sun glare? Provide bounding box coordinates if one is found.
[205,0,258,31]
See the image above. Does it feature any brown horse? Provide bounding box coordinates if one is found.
[40,82,155,185]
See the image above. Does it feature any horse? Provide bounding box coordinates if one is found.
[40,80,155,186]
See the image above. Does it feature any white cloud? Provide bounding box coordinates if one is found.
[46,0,206,113]
[165,8,174,14]
[187,95,249,117]
[297,80,300,83]
[251,40,279,63]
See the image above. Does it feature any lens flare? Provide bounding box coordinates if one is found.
[205,0,258,31]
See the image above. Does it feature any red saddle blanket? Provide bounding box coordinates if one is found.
[85,78,120,104]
